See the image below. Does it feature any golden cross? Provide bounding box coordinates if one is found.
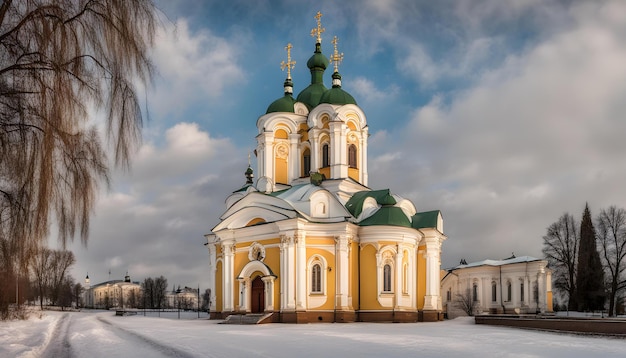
[310,11,325,43]
[330,36,343,72]
[280,43,296,79]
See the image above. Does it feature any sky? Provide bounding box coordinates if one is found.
[58,0,626,291]
[2,311,626,357]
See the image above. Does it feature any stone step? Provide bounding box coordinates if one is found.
[220,313,272,325]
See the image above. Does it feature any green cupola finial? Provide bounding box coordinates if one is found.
[245,152,254,184]
[280,43,296,95]
[319,35,357,105]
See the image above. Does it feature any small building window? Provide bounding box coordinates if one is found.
[447,288,452,302]
[472,283,478,302]
[322,144,329,167]
[302,149,311,177]
[348,144,357,168]
[520,282,525,302]
[507,281,512,302]
[383,264,392,292]
[311,264,321,293]
[492,282,497,302]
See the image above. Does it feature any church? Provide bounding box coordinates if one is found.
[204,12,446,323]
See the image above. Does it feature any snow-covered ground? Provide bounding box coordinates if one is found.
[1,310,624,358]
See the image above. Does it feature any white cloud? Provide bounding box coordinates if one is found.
[150,18,244,118]
[370,1,626,266]
[351,77,399,103]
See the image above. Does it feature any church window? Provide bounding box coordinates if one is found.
[520,282,525,302]
[492,282,497,302]
[302,148,311,177]
[507,281,512,302]
[402,263,408,294]
[383,264,392,292]
[311,264,321,293]
[472,283,478,302]
[348,144,357,168]
[322,143,329,167]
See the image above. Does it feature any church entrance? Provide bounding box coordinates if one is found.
[251,276,265,313]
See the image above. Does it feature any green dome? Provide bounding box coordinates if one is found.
[266,94,296,113]
[296,83,327,109]
[296,43,329,109]
[319,72,356,105]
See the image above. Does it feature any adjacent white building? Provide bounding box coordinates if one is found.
[83,273,141,309]
[441,255,553,318]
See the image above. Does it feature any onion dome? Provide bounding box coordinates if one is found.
[267,43,297,114]
[296,42,329,109]
[266,78,296,113]
[296,12,329,109]
[319,36,356,105]
[319,71,357,105]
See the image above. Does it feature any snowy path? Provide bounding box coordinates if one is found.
[1,311,625,357]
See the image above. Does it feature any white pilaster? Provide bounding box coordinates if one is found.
[280,235,296,310]
[329,121,348,179]
[289,133,300,183]
[360,126,369,186]
[422,237,442,310]
[207,243,217,311]
[222,240,235,312]
[335,235,351,309]
[295,232,306,310]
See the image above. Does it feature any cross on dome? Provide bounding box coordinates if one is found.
[330,36,344,73]
[310,11,325,44]
[280,43,296,79]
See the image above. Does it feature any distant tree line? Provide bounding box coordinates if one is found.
[543,203,626,316]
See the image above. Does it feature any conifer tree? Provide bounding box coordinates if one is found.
[575,203,605,311]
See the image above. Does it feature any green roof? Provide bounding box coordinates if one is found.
[345,189,396,217]
[319,87,356,105]
[412,210,441,229]
[296,83,327,109]
[266,94,296,114]
[359,206,411,228]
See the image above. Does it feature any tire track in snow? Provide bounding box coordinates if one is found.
[40,312,73,358]
[96,316,198,358]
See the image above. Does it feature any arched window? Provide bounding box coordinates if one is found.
[322,143,329,167]
[348,144,357,168]
[311,264,321,293]
[383,264,392,292]
[402,263,408,294]
[472,283,478,302]
[302,148,311,177]
[492,282,497,302]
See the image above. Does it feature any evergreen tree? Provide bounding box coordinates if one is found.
[575,203,605,311]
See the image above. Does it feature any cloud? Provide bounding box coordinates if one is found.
[69,123,246,288]
[370,0,626,266]
[150,18,244,119]
[351,77,399,103]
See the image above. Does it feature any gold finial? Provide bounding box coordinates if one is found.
[310,11,325,44]
[248,152,251,166]
[330,36,343,73]
[280,43,296,79]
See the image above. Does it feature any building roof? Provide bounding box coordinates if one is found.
[448,256,543,271]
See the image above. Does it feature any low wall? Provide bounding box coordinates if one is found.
[475,315,626,336]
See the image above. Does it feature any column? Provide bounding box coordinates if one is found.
[329,121,348,179]
[309,129,320,171]
[395,246,403,308]
[335,235,351,309]
[422,238,441,310]
[289,133,300,182]
[238,278,248,312]
[222,240,235,312]
[262,276,275,311]
[360,126,369,186]
[295,232,306,310]
[207,243,217,312]
[281,235,296,310]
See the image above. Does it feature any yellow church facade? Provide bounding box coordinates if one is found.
[205,13,446,323]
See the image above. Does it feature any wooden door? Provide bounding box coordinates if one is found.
[251,276,265,313]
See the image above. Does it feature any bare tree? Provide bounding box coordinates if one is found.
[48,250,75,305]
[596,206,626,317]
[543,213,579,310]
[154,276,168,310]
[30,247,53,309]
[454,289,476,316]
[0,0,156,317]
